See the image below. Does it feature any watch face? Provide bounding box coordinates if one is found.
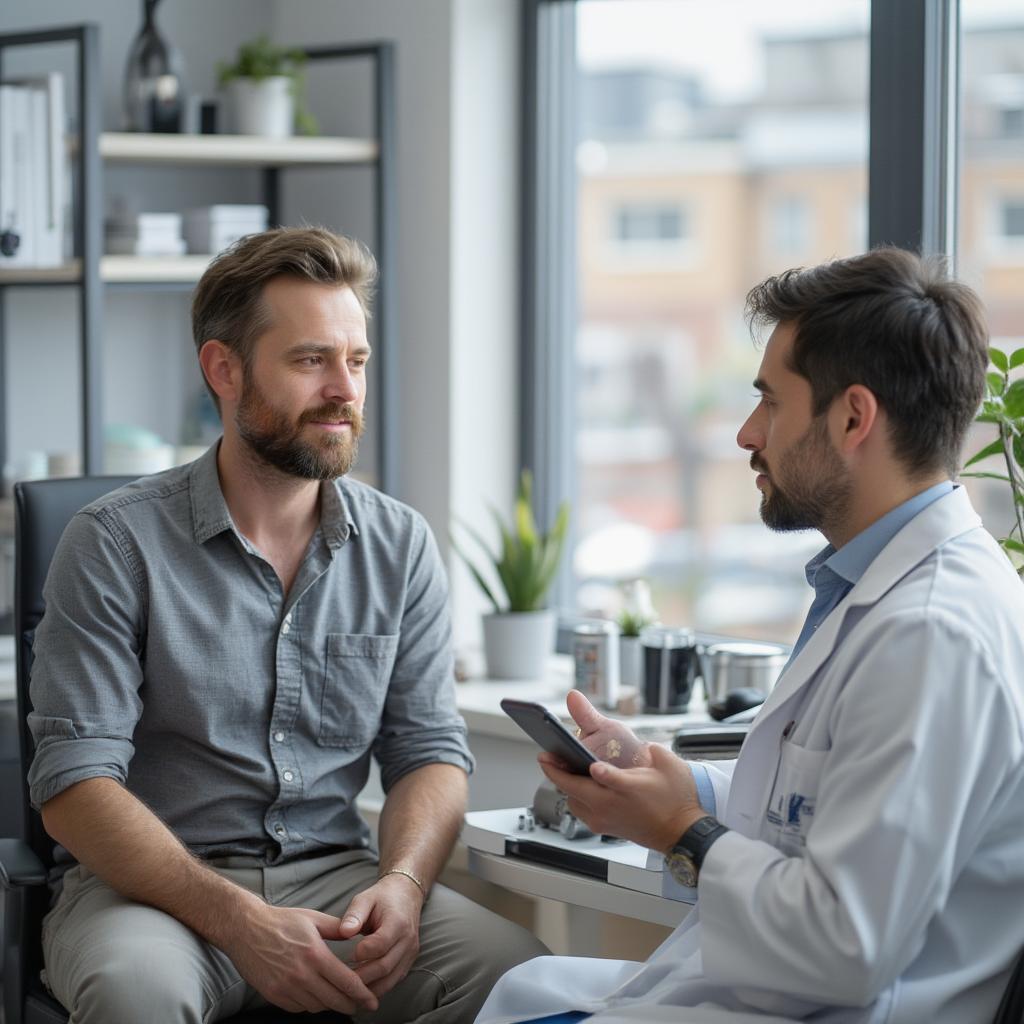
[666,850,698,888]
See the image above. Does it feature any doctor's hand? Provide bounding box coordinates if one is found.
[565,690,652,768]
[338,872,425,999]
[539,741,705,853]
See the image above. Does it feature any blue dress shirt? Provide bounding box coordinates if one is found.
[786,481,954,665]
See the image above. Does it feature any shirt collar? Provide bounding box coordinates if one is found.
[189,440,359,548]
[805,480,956,589]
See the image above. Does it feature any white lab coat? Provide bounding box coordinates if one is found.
[476,488,1024,1024]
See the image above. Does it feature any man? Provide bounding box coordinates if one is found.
[27,227,546,1023]
[476,248,1024,1024]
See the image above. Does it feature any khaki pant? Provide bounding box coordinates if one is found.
[41,849,548,1024]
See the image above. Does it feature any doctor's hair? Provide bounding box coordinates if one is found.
[190,226,378,412]
[745,247,988,477]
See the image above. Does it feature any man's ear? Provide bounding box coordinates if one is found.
[833,384,879,454]
[198,340,242,406]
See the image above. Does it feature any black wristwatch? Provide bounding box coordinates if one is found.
[664,815,730,887]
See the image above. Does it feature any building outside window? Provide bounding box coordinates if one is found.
[571,0,870,640]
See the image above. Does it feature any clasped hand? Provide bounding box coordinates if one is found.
[225,872,424,1014]
[540,690,705,853]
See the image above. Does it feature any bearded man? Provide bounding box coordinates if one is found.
[27,227,546,1024]
[476,248,1024,1024]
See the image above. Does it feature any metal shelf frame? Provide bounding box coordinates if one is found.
[0,26,398,496]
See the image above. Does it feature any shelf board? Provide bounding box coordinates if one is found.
[99,131,379,167]
[102,255,212,283]
[0,256,214,285]
[0,263,81,285]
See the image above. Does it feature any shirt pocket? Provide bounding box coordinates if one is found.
[762,740,828,857]
[317,632,400,749]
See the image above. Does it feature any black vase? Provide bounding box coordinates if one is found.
[123,0,186,132]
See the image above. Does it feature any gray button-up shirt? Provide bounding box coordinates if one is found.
[27,444,473,864]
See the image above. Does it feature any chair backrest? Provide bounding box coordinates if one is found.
[13,477,134,861]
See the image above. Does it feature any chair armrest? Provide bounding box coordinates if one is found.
[0,838,47,888]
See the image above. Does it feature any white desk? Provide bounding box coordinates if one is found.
[452,657,712,813]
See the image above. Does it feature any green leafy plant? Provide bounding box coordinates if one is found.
[217,35,318,136]
[616,579,657,636]
[963,344,1024,572]
[452,471,570,613]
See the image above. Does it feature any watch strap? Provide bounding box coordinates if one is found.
[676,815,729,869]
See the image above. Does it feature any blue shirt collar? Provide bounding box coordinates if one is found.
[805,481,955,589]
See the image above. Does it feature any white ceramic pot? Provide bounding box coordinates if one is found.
[229,76,294,137]
[482,609,556,681]
[619,635,642,689]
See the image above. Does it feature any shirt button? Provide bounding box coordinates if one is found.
[273,731,285,743]
[282,622,291,635]
[274,824,286,837]
[283,770,294,782]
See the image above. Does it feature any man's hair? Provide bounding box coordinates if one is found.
[745,247,989,477]
[191,226,378,407]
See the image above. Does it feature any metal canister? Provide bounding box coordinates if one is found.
[702,641,788,705]
[572,621,620,710]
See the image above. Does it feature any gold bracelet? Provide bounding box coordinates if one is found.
[380,867,425,894]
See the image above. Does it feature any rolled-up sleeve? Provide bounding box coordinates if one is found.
[373,515,474,792]
[27,510,145,808]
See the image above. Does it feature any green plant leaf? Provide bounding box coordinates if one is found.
[1010,347,1024,370]
[960,471,1012,483]
[1004,380,1024,419]
[1002,538,1024,555]
[990,347,1009,373]
[965,438,1006,468]
[449,533,502,613]
[988,372,1008,397]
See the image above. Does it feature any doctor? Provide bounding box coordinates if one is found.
[476,247,1024,1024]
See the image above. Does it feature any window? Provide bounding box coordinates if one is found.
[769,196,811,257]
[524,0,962,648]
[999,199,1024,239]
[568,0,870,640]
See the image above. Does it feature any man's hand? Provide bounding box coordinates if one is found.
[222,900,379,1014]
[539,741,705,853]
[565,690,652,768]
[340,873,426,998]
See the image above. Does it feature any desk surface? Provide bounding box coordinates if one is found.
[454,656,712,742]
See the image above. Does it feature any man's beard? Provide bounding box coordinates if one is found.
[753,416,851,534]
[236,371,364,480]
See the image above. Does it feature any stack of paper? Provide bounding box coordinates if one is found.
[0,71,67,269]
[105,211,186,256]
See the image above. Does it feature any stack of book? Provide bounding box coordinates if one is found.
[105,212,186,257]
[0,72,67,269]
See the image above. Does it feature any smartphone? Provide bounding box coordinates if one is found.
[500,698,598,775]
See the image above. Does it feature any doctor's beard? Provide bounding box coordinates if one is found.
[753,415,852,535]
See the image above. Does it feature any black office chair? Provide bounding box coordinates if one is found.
[0,477,343,1024]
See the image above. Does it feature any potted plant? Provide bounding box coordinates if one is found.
[217,35,318,138]
[453,470,570,680]
[616,580,657,688]
[963,343,1024,574]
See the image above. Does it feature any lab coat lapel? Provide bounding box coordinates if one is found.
[722,487,981,836]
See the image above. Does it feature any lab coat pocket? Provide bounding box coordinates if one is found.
[317,632,399,749]
[762,740,828,856]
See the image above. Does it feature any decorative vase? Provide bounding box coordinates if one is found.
[620,635,642,689]
[229,77,294,138]
[482,610,556,681]
[123,0,186,133]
